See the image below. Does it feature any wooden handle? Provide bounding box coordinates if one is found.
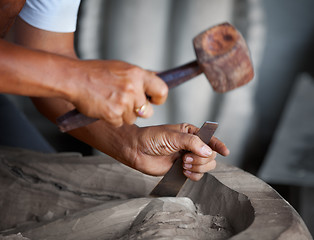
[157,60,201,88]
[56,61,202,132]
[56,109,98,132]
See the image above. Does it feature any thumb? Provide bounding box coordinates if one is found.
[144,71,168,105]
[176,133,213,158]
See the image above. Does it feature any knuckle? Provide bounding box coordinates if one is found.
[128,66,142,77]
[122,80,135,93]
[124,115,136,125]
[118,93,131,106]
[110,119,122,127]
[104,108,122,122]
[190,155,207,165]
[207,160,217,172]
[114,121,123,127]
[198,157,209,165]
[192,164,201,172]
[190,173,203,182]
[188,135,199,146]
[159,84,169,98]
[211,160,217,169]
[179,123,193,133]
[105,110,116,120]
[105,116,122,127]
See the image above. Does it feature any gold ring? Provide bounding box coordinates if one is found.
[134,100,149,116]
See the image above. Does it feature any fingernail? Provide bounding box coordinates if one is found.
[224,149,230,156]
[184,170,191,176]
[201,145,212,156]
[184,163,192,169]
[185,156,193,163]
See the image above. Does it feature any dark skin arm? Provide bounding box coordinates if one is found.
[1,8,168,127]
[0,38,167,126]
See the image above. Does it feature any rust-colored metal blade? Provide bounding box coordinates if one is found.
[149,121,218,197]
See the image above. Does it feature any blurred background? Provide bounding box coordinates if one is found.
[6,0,314,235]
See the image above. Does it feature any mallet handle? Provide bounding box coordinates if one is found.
[57,60,202,132]
[158,60,201,88]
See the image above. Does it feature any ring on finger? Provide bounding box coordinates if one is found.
[134,100,149,116]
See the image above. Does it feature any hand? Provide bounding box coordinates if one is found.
[69,60,168,127]
[129,123,229,181]
[12,19,168,128]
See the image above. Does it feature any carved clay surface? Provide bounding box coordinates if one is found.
[120,197,233,240]
[0,147,311,239]
[0,233,29,240]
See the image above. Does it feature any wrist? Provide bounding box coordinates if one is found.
[70,121,141,168]
[55,57,86,103]
[106,123,141,168]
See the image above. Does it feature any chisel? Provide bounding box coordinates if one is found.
[149,121,218,197]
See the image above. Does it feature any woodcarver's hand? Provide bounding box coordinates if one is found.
[68,60,168,127]
[130,123,230,181]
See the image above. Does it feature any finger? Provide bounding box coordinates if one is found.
[183,159,217,173]
[183,151,217,165]
[122,110,137,125]
[143,71,168,105]
[134,99,153,118]
[100,105,124,127]
[183,171,204,182]
[178,134,213,158]
[161,123,199,135]
[209,136,230,156]
[104,116,124,128]
[120,95,138,125]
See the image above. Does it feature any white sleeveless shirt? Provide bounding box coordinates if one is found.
[19,0,81,33]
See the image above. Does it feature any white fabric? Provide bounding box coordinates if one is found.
[19,0,81,33]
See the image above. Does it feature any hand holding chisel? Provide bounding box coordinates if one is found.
[150,121,218,197]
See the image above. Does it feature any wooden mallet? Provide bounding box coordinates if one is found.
[57,22,254,132]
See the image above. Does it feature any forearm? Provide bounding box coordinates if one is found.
[33,96,139,167]
[0,38,77,100]
[71,120,139,167]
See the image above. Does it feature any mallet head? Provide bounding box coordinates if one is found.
[193,22,254,93]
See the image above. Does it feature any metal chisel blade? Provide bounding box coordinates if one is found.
[149,121,218,197]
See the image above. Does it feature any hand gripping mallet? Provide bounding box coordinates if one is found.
[57,22,254,132]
